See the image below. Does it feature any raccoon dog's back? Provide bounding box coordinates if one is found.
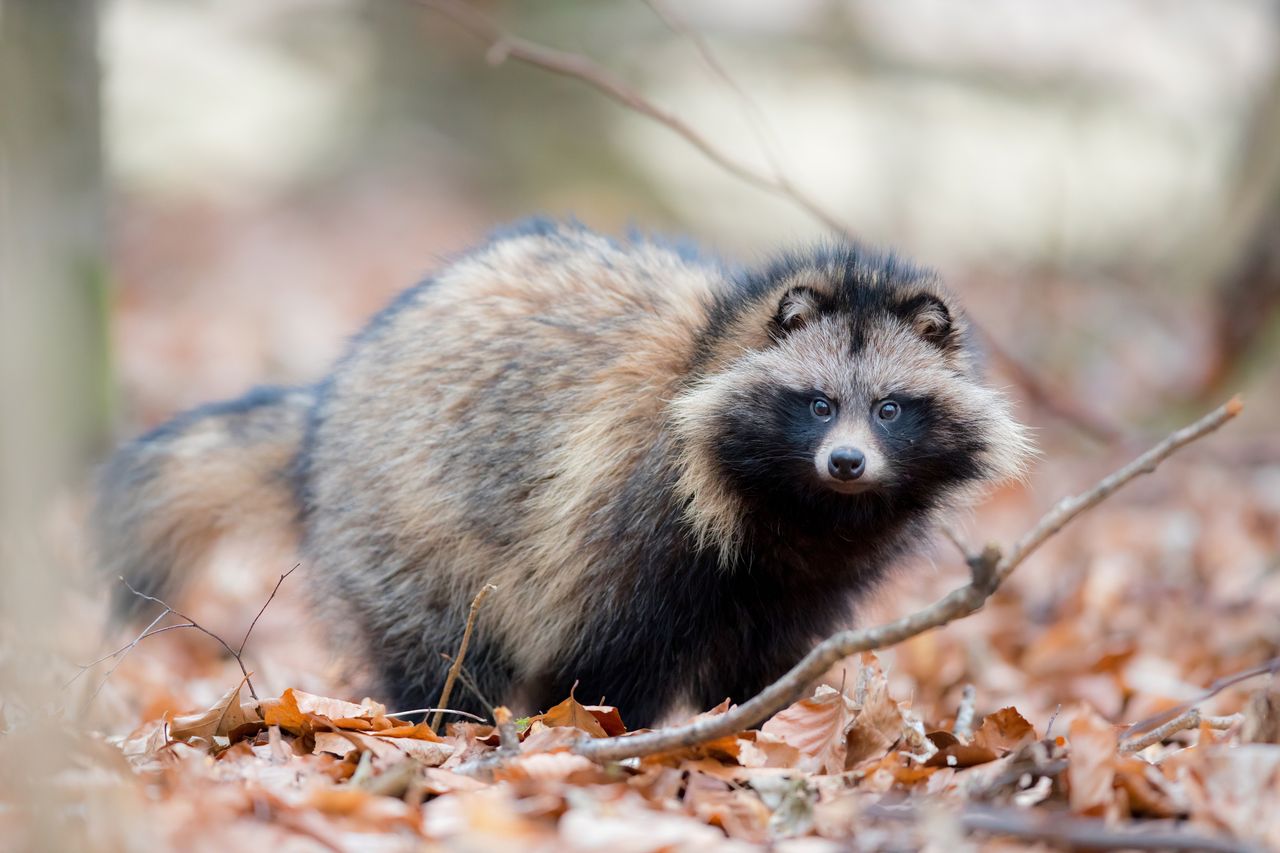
[97,220,1030,727]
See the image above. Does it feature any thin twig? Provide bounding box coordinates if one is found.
[940,525,975,563]
[1122,653,1280,740]
[1119,709,1242,754]
[120,577,261,700]
[953,684,977,740]
[383,707,487,723]
[69,608,171,688]
[416,0,850,235]
[238,563,299,657]
[441,652,497,713]
[74,608,174,701]
[994,396,1244,585]
[414,0,1127,444]
[1045,703,1063,739]
[567,399,1240,763]
[431,583,497,734]
[642,0,788,183]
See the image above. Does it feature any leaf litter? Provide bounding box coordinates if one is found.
[4,442,1280,850]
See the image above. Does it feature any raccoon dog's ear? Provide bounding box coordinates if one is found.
[769,286,822,339]
[894,293,958,349]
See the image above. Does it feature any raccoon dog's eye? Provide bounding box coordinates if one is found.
[875,400,901,421]
[811,398,833,419]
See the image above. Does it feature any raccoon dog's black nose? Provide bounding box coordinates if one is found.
[828,447,866,481]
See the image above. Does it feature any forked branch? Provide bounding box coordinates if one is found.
[573,398,1242,762]
[415,0,1126,444]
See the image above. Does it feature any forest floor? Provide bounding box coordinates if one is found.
[4,195,1280,851]
[4,401,1276,852]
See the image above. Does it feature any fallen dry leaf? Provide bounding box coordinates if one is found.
[168,676,260,743]
[1067,708,1120,817]
[761,685,858,775]
[529,695,609,738]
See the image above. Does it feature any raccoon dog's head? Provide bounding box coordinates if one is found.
[672,245,1032,557]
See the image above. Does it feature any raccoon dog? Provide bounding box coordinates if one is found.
[95,220,1031,727]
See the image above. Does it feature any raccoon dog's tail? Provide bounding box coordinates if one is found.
[92,385,315,620]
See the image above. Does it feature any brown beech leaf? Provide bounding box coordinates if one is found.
[1067,708,1120,816]
[493,751,609,784]
[972,706,1037,754]
[169,676,260,742]
[845,656,907,766]
[761,685,857,774]
[260,688,310,735]
[290,689,373,721]
[737,730,802,769]
[530,695,609,738]
[583,704,627,737]
[1185,744,1280,848]
[516,723,590,755]
[370,721,444,742]
[1113,756,1182,818]
[924,730,998,769]
[313,729,452,766]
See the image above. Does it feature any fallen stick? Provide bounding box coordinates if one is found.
[572,398,1241,762]
[431,582,496,733]
[1119,708,1242,754]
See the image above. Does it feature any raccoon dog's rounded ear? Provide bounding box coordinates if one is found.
[770,286,822,339]
[894,293,956,348]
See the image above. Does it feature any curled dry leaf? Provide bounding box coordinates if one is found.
[972,707,1037,754]
[846,655,910,766]
[926,706,1038,769]
[528,695,609,738]
[260,687,442,742]
[168,676,260,743]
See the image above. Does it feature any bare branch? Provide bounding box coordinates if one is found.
[415,0,1126,445]
[71,608,176,702]
[107,565,301,703]
[1123,650,1279,740]
[432,582,497,734]
[440,652,497,713]
[383,707,487,723]
[573,398,1241,762]
[642,0,788,183]
[69,607,171,687]
[417,0,858,240]
[119,577,261,700]
[237,563,299,657]
[994,396,1243,585]
[1119,709,1242,754]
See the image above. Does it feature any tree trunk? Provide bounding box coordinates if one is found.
[0,1,109,847]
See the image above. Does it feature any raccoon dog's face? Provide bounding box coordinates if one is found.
[673,252,1031,551]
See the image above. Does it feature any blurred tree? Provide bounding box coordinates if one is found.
[1202,33,1280,400]
[1,0,111,473]
[0,1,106,844]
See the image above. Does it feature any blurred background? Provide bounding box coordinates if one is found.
[3,0,1280,841]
